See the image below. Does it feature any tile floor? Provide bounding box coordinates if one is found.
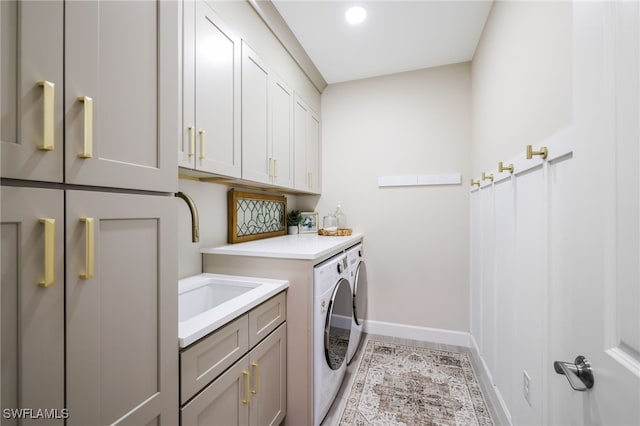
[320,333,509,426]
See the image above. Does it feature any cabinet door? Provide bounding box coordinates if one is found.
[181,354,250,426]
[1,186,64,425]
[293,96,309,192]
[242,43,271,184]
[270,77,294,189]
[249,323,287,426]
[190,1,241,177]
[307,109,321,194]
[293,95,321,194]
[65,1,178,192]
[0,1,63,182]
[180,0,196,169]
[66,191,177,426]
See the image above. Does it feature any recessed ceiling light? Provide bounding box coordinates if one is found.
[345,6,366,25]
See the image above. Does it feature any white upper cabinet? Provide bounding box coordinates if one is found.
[294,95,321,194]
[271,77,294,189]
[181,0,241,178]
[0,0,178,192]
[1,0,64,182]
[241,42,294,188]
[242,43,270,184]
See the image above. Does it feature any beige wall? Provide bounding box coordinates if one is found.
[302,63,472,332]
[471,1,572,176]
[177,179,299,278]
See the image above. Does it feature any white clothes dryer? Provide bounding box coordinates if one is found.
[313,253,352,426]
[346,243,367,365]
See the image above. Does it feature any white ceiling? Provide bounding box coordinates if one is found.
[272,0,493,85]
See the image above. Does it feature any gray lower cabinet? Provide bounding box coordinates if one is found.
[65,191,178,426]
[249,323,287,426]
[2,188,178,426]
[1,186,65,426]
[181,294,287,426]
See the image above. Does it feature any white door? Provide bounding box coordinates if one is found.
[548,2,640,424]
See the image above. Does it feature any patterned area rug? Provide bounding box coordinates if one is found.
[339,339,493,426]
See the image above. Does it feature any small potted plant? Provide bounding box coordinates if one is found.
[287,210,302,234]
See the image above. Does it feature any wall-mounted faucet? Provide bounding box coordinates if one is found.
[175,192,200,243]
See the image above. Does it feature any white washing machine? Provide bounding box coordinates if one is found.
[346,243,367,365]
[313,253,352,426]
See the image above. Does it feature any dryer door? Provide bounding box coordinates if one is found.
[324,278,352,370]
[353,260,368,326]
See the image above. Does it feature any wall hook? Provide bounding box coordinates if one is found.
[481,172,493,182]
[498,162,514,173]
[470,179,480,187]
[526,145,548,160]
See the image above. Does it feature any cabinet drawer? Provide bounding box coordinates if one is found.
[249,292,286,348]
[181,314,248,404]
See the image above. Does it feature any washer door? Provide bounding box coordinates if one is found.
[353,261,368,326]
[324,278,352,370]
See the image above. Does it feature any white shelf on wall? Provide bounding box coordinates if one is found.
[378,173,461,187]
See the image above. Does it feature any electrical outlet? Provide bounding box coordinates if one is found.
[522,370,532,406]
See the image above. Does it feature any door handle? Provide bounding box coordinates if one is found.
[251,362,259,395]
[78,96,93,158]
[39,218,56,287]
[37,81,55,151]
[553,355,594,391]
[242,370,250,404]
[199,130,206,160]
[79,217,95,279]
[187,126,195,157]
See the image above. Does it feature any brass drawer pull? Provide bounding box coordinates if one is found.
[79,217,94,279]
[39,218,55,287]
[37,81,55,151]
[78,96,94,158]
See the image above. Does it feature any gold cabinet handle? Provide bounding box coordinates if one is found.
[187,126,195,157]
[78,96,93,158]
[470,179,480,187]
[308,172,312,188]
[242,370,250,404]
[251,362,259,395]
[498,161,514,173]
[199,130,206,160]
[37,81,55,151]
[481,171,493,182]
[273,159,278,178]
[268,157,273,178]
[79,217,94,279]
[39,218,55,287]
[526,144,548,160]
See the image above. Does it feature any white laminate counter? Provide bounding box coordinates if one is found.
[201,233,363,261]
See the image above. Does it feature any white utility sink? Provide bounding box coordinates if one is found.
[178,273,289,348]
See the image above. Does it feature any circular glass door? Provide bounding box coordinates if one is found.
[353,261,367,326]
[324,278,352,370]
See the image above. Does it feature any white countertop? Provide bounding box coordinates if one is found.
[201,233,363,260]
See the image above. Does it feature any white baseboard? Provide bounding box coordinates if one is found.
[469,335,513,425]
[363,319,472,347]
